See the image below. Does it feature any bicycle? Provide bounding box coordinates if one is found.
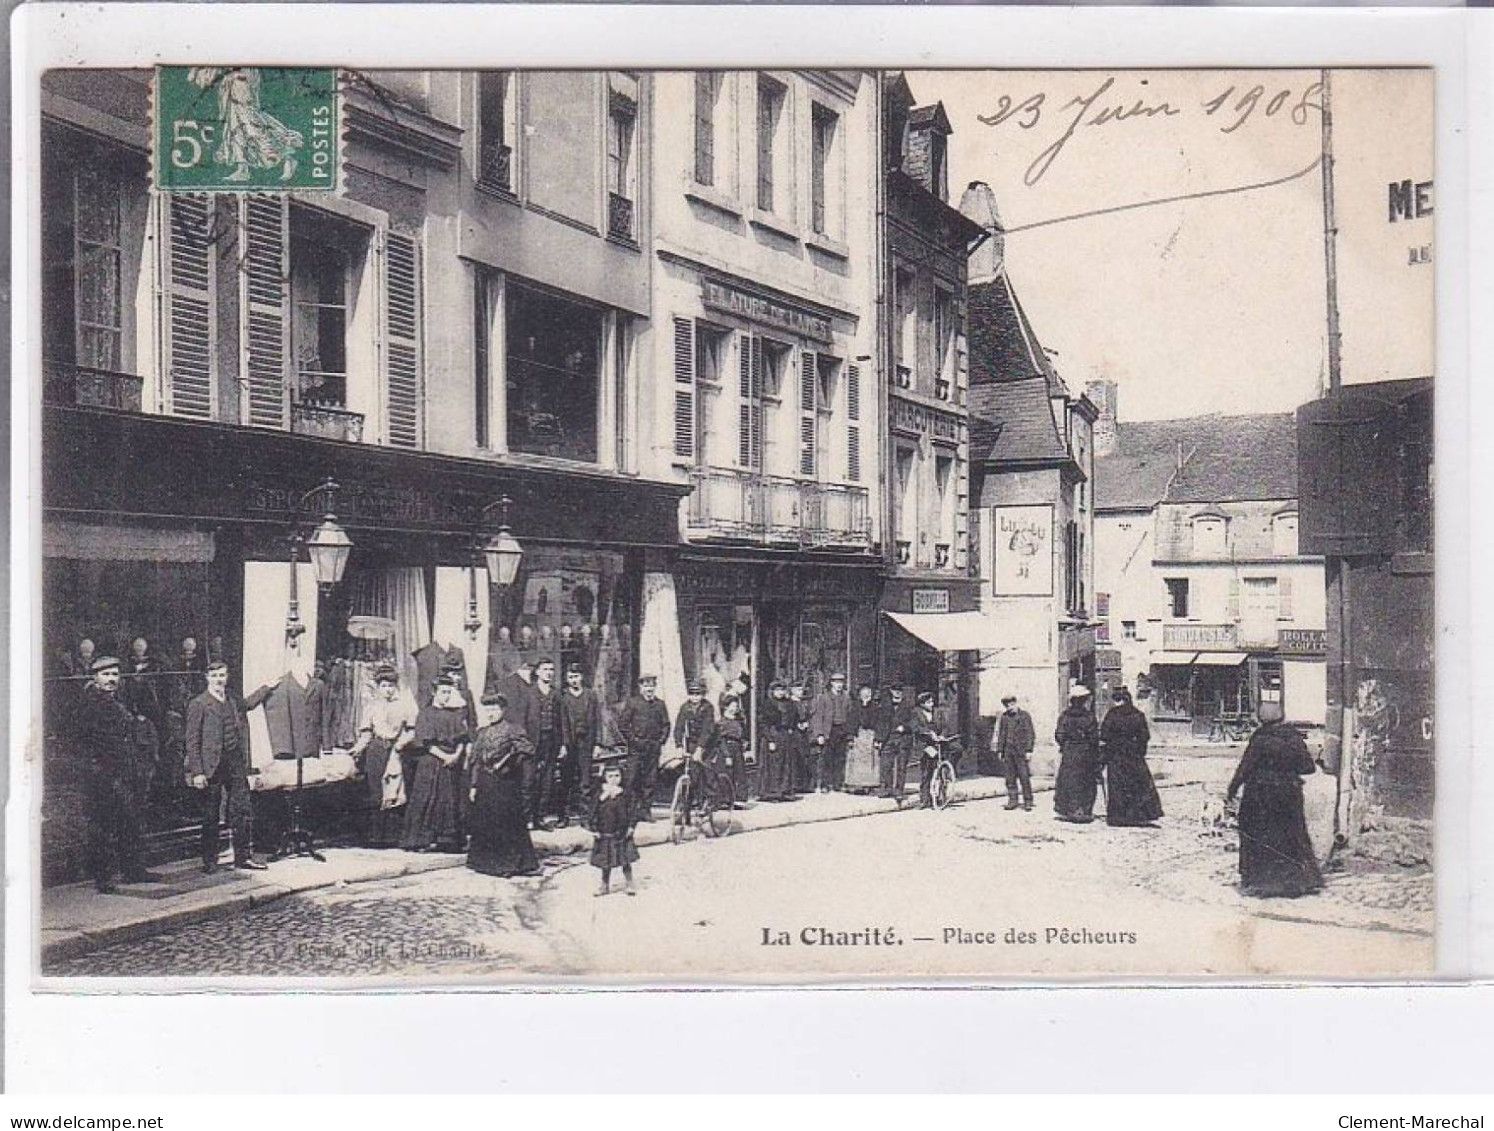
[668,756,736,843]
[1207,713,1255,743]
[896,734,958,811]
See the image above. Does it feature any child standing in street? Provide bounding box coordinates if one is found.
[590,761,639,896]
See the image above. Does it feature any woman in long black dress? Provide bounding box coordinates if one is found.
[402,673,470,852]
[467,692,539,878]
[349,665,417,847]
[1226,701,1323,898]
[1098,687,1164,827]
[1053,684,1100,823]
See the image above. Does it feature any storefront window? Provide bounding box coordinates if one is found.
[506,283,602,463]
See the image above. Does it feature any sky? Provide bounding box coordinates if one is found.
[909,68,1434,423]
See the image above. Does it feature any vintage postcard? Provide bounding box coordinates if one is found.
[24,59,1435,984]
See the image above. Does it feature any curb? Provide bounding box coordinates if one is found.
[42,775,1022,965]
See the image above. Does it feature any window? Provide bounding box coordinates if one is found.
[760,338,790,400]
[756,74,787,214]
[506,282,602,463]
[935,455,955,565]
[895,267,916,385]
[674,319,731,466]
[1165,578,1190,619]
[934,287,955,400]
[477,71,517,194]
[290,208,359,409]
[810,103,839,236]
[474,273,492,448]
[931,130,949,203]
[1192,515,1227,556]
[694,72,722,187]
[1123,621,1138,640]
[607,92,638,241]
[1272,511,1299,557]
[894,447,917,560]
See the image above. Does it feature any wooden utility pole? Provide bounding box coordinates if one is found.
[1322,69,1343,393]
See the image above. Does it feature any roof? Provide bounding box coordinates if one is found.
[1095,412,1300,511]
[969,375,1069,465]
[907,103,952,134]
[968,269,1066,398]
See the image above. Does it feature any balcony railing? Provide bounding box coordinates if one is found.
[44,360,145,413]
[291,401,366,443]
[479,142,513,195]
[608,192,636,241]
[687,469,871,549]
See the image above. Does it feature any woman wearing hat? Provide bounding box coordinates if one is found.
[467,691,539,878]
[1098,687,1163,827]
[1053,682,1100,823]
[349,665,418,848]
[402,673,472,852]
[1225,701,1322,898]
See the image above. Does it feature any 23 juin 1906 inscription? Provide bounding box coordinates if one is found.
[32,61,1434,983]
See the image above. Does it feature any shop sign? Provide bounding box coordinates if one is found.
[701,277,833,343]
[1164,623,1239,651]
[991,505,1052,596]
[891,397,963,444]
[912,588,950,614]
[1279,628,1328,655]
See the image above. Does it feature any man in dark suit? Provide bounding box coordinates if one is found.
[673,680,716,763]
[614,673,671,821]
[559,663,603,824]
[185,661,266,873]
[878,686,917,800]
[75,656,161,892]
[995,694,1036,811]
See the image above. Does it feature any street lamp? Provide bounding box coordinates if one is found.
[464,495,524,638]
[286,477,353,641]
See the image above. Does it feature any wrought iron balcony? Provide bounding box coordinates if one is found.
[608,192,636,241]
[479,142,513,195]
[687,469,871,550]
[291,401,365,443]
[43,360,144,413]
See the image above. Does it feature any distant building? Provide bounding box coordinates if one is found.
[1092,385,1327,744]
[1297,377,1433,821]
[962,182,1097,745]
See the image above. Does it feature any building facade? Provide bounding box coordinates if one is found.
[648,70,882,742]
[961,183,1097,745]
[1092,392,1327,744]
[38,68,687,880]
[875,76,989,738]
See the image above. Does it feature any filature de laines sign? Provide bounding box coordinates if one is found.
[701,277,834,343]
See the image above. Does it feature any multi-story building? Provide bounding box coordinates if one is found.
[649,70,881,731]
[875,75,990,737]
[1092,388,1327,744]
[37,68,686,879]
[961,183,1098,745]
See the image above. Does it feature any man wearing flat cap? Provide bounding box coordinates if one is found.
[185,660,264,873]
[809,672,852,793]
[74,656,161,891]
[995,694,1036,811]
[673,679,716,766]
[614,673,671,821]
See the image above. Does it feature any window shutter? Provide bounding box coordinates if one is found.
[799,350,817,477]
[383,229,423,448]
[738,334,762,470]
[673,316,695,460]
[239,196,289,429]
[846,362,861,482]
[1278,575,1293,620]
[693,73,715,186]
[163,194,216,419]
[1227,577,1241,620]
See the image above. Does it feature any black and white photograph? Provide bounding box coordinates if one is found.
[24,59,1436,983]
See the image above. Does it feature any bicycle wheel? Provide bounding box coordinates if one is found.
[703,773,735,838]
[669,774,691,845]
[931,761,956,810]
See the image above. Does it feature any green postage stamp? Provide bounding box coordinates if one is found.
[154,67,339,192]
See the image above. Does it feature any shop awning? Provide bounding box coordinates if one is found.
[885,611,1001,652]
[1149,651,1198,666]
[1193,651,1248,667]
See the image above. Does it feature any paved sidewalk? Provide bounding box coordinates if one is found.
[40,774,1023,964]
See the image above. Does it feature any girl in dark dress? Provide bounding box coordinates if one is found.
[590,761,639,896]
[467,693,539,878]
[1226,702,1323,898]
[1098,687,1164,827]
[349,665,418,848]
[1053,685,1100,823]
[402,674,471,852]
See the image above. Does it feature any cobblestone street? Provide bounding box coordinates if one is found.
[49,753,1432,981]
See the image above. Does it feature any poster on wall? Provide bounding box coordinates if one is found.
[991,504,1054,596]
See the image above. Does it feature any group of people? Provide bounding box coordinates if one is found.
[998,681,1323,899]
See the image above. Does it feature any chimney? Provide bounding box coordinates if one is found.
[1086,379,1119,456]
[959,181,1004,282]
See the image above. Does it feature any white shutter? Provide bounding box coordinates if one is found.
[239,196,289,429]
[673,316,695,460]
[163,194,216,419]
[799,349,817,477]
[738,333,762,470]
[1227,577,1241,620]
[384,229,423,448]
[846,361,861,482]
[1278,575,1293,620]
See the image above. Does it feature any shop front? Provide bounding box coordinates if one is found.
[878,577,987,754]
[41,405,686,882]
